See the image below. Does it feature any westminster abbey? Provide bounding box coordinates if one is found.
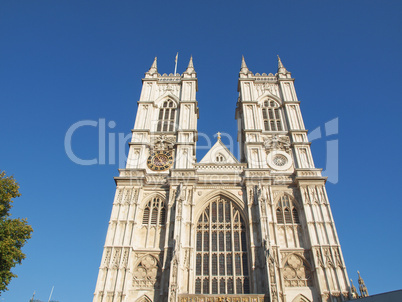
[93,56,352,302]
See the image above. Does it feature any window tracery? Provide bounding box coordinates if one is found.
[133,255,162,288]
[282,254,312,287]
[157,99,176,132]
[262,100,283,131]
[276,195,300,225]
[195,197,250,294]
[142,197,166,226]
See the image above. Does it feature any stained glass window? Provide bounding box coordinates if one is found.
[195,197,250,294]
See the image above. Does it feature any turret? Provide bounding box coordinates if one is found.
[358,271,369,297]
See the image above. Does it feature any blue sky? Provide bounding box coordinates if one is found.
[1,0,402,301]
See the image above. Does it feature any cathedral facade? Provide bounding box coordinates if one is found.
[93,56,351,302]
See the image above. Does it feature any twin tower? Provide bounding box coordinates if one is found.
[93,56,352,302]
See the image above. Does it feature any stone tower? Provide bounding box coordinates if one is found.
[93,56,352,302]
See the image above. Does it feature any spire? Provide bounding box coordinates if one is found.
[184,56,196,74]
[350,279,359,299]
[277,55,287,74]
[357,271,369,297]
[146,57,158,76]
[240,55,250,75]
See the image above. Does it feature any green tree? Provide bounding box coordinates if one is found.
[0,171,32,293]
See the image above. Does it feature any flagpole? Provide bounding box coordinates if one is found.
[174,52,178,76]
[48,286,54,302]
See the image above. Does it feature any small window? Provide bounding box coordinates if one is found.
[216,154,225,163]
[142,197,166,225]
[276,195,300,225]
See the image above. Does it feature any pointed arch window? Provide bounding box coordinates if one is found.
[142,197,166,226]
[195,197,250,294]
[157,99,176,132]
[276,195,300,225]
[262,100,283,131]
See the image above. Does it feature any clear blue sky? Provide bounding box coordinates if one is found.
[1,0,401,301]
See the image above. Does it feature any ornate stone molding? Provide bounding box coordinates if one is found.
[263,135,291,153]
[178,294,266,302]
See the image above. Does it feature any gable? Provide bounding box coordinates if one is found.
[199,140,239,164]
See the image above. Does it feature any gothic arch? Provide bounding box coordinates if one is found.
[292,294,311,302]
[133,254,163,270]
[154,94,180,108]
[281,253,313,287]
[135,294,153,302]
[154,96,179,132]
[193,195,251,294]
[281,253,312,269]
[194,190,248,224]
[256,94,283,106]
[140,193,166,209]
[140,195,167,227]
[138,194,167,249]
[258,96,285,132]
[274,192,300,209]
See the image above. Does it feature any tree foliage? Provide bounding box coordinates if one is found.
[0,171,32,293]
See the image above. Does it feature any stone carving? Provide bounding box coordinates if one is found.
[299,148,309,168]
[282,254,312,287]
[333,248,343,267]
[255,83,279,97]
[169,189,177,206]
[116,188,123,204]
[176,182,186,201]
[158,83,180,94]
[145,175,167,184]
[303,187,310,204]
[316,249,324,268]
[324,248,334,267]
[133,255,161,288]
[112,249,121,268]
[103,249,111,267]
[122,249,129,268]
[289,105,298,129]
[179,295,266,302]
[264,135,291,153]
[271,284,278,302]
[249,171,266,177]
[152,135,175,151]
[248,187,254,206]
[124,188,132,205]
[256,182,268,203]
[132,189,139,205]
[318,187,326,204]
[321,292,330,302]
[169,253,179,302]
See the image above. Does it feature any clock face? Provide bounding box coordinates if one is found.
[147,151,174,171]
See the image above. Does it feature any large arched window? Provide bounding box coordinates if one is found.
[262,100,283,131]
[157,99,176,132]
[276,195,300,225]
[195,197,250,294]
[142,197,166,226]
